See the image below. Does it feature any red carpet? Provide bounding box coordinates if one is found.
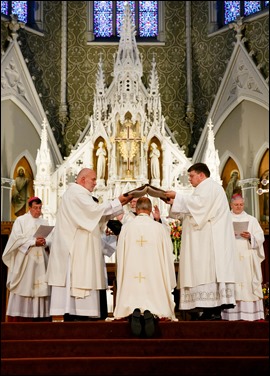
[1,320,269,375]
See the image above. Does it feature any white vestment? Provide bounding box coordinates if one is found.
[169,177,236,310]
[2,212,50,317]
[47,182,123,316]
[113,214,177,320]
[222,211,265,321]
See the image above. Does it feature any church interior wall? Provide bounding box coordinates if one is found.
[1,2,269,226]
[1,2,267,159]
[215,100,269,179]
[1,100,40,178]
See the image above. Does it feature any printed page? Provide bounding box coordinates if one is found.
[233,221,249,238]
[33,225,54,238]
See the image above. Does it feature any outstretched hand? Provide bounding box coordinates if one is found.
[165,190,176,199]
[160,190,176,204]
[118,194,133,206]
[152,205,161,221]
[160,196,170,204]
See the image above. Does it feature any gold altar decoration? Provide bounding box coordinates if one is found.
[115,119,142,178]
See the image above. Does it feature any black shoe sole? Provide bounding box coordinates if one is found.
[131,309,142,336]
[198,314,222,321]
[144,310,155,338]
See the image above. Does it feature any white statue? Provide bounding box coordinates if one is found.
[96,141,106,180]
[150,142,160,180]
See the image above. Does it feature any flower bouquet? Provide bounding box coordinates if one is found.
[262,283,269,320]
[169,219,182,261]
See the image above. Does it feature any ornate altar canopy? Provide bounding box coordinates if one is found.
[34,4,220,224]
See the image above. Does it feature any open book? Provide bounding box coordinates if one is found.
[233,221,249,238]
[123,184,168,200]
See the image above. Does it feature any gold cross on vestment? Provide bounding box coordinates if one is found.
[134,272,146,283]
[34,280,42,289]
[238,282,244,289]
[239,254,244,261]
[136,236,147,247]
[34,250,43,258]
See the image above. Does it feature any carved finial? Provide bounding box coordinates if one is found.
[59,104,69,134]
[5,14,25,40]
[185,105,195,134]
[229,17,246,42]
[207,118,214,131]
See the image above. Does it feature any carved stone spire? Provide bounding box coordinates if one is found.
[203,118,222,184]
[113,2,143,81]
[94,54,107,122]
[148,54,159,95]
[96,54,106,97]
[148,54,162,121]
[35,118,52,180]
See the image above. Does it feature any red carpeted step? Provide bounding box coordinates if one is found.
[2,338,268,358]
[1,356,269,375]
[1,321,269,340]
[1,321,269,376]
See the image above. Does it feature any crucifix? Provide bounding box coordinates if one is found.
[115,119,142,179]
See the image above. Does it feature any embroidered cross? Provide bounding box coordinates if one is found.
[238,282,244,289]
[239,254,244,261]
[136,236,147,247]
[34,280,42,289]
[134,272,145,283]
[34,250,43,258]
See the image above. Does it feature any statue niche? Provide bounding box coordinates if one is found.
[115,115,142,180]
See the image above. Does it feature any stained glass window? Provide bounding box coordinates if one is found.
[1,1,8,16]
[224,1,241,24]
[93,1,113,37]
[138,0,158,37]
[244,1,261,16]
[1,1,28,23]
[222,1,269,25]
[116,1,135,37]
[93,1,158,39]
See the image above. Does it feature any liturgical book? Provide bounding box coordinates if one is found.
[123,184,168,200]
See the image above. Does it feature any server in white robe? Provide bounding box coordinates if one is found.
[46,168,132,320]
[165,162,236,320]
[2,197,51,320]
[113,197,177,321]
[222,194,265,321]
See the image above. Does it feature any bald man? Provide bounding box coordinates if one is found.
[47,168,132,321]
